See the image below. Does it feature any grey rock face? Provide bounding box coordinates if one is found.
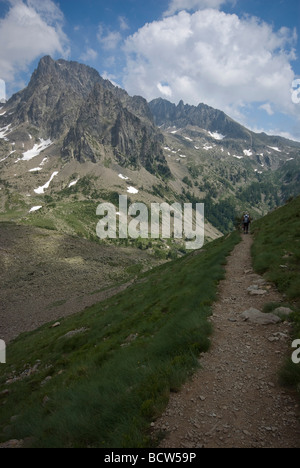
[3,56,170,177]
[241,308,281,325]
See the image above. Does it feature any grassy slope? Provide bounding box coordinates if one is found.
[0,231,240,448]
[251,195,300,391]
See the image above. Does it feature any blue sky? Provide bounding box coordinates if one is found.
[0,0,300,140]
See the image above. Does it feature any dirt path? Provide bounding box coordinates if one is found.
[155,234,300,448]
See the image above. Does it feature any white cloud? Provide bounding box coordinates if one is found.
[259,103,274,116]
[249,125,300,142]
[118,16,129,32]
[97,24,122,50]
[123,9,298,120]
[157,82,173,97]
[26,0,64,24]
[164,0,232,16]
[80,47,98,63]
[0,0,69,85]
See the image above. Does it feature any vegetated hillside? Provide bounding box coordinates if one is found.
[150,98,300,227]
[251,195,300,393]
[0,230,240,448]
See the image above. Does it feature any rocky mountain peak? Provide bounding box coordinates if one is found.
[149,98,252,141]
[1,56,170,177]
[62,81,169,176]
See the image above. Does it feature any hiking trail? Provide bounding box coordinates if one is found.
[154,234,300,448]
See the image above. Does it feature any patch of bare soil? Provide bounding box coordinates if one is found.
[0,224,161,343]
[155,234,300,448]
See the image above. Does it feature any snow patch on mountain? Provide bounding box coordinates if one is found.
[34,172,58,194]
[68,179,79,188]
[208,131,225,140]
[18,139,53,162]
[119,174,129,181]
[29,206,43,213]
[268,146,281,152]
[0,124,12,140]
[127,186,139,194]
[29,167,42,172]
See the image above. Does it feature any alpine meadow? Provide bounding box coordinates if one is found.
[1,0,300,450]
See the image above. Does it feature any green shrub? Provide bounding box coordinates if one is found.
[251,195,300,396]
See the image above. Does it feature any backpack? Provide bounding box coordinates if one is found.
[244,214,249,223]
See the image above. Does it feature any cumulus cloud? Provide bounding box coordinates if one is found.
[0,0,69,87]
[80,47,98,63]
[259,103,274,116]
[118,16,130,32]
[123,9,298,119]
[164,0,232,16]
[157,82,173,97]
[97,24,122,50]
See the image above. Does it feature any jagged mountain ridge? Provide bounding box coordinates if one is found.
[150,98,251,140]
[7,56,104,139]
[62,83,167,175]
[149,97,300,151]
[0,56,300,242]
[149,97,300,185]
[1,56,169,177]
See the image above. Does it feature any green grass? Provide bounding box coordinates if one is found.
[251,195,300,393]
[251,196,300,303]
[0,231,240,448]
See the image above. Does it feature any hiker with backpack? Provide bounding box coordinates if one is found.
[242,213,251,234]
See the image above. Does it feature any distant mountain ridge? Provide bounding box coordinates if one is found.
[149,98,251,141]
[149,97,300,150]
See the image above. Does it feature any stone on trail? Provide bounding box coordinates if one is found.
[241,308,282,325]
[273,307,293,318]
[249,289,268,296]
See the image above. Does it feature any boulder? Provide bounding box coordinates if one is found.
[241,308,281,325]
[273,307,293,318]
[249,289,268,296]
